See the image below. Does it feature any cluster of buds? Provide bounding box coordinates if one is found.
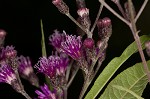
[96,17,112,69]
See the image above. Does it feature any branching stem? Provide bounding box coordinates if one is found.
[128,0,150,83]
[98,0,130,25]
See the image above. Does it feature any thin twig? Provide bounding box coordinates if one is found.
[98,0,130,26]
[67,66,79,88]
[90,5,104,33]
[20,90,32,99]
[66,60,74,82]
[128,0,150,83]
[115,1,128,19]
[135,0,148,22]
[66,13,92,38]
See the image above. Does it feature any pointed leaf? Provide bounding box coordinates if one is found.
[99,60,150,99]
[85,35,150,99]
[40,19,47,57]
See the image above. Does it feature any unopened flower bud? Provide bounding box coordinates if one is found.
[83,38,94,49]
[0,29,6,38]
[145,41,150,57]
[0,29,6,47]
[52,0,69,14]
[77,8,91,30]
[77,8,89,17]
[124,2,136,21]
[97,17,112,40]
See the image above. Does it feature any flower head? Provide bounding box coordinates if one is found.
[35,84,56,99]
[18,56,39,87]
[1,45,17,59]
[49,30,66,51]
[35,53,69,78]
[61,33,82,60]
[18,56,33,76]
[35,57,56,78]
[0,64,17,84]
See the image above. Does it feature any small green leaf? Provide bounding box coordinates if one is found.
[99,60,150,99]
[85,35,150,99]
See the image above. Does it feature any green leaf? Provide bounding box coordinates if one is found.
[40,19,52,88]
[85,35,150,99]
[112,85,144,99]
[99,60,150,99]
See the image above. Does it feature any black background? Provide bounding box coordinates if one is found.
[0,0,150,99]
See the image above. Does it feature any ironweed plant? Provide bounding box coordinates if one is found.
[0,0,150,99]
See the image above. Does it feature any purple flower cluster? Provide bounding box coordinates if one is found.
[35,84,56,99]
[49,31,83,60]
[49,30,66,51]
[0,64,17,84]
[36,53,69,78]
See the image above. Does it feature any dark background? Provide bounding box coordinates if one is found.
[0,0,150,98]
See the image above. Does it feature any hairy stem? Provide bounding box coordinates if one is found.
[128,0,150,82]
[90,5,104,33]
[98,0,130,25]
